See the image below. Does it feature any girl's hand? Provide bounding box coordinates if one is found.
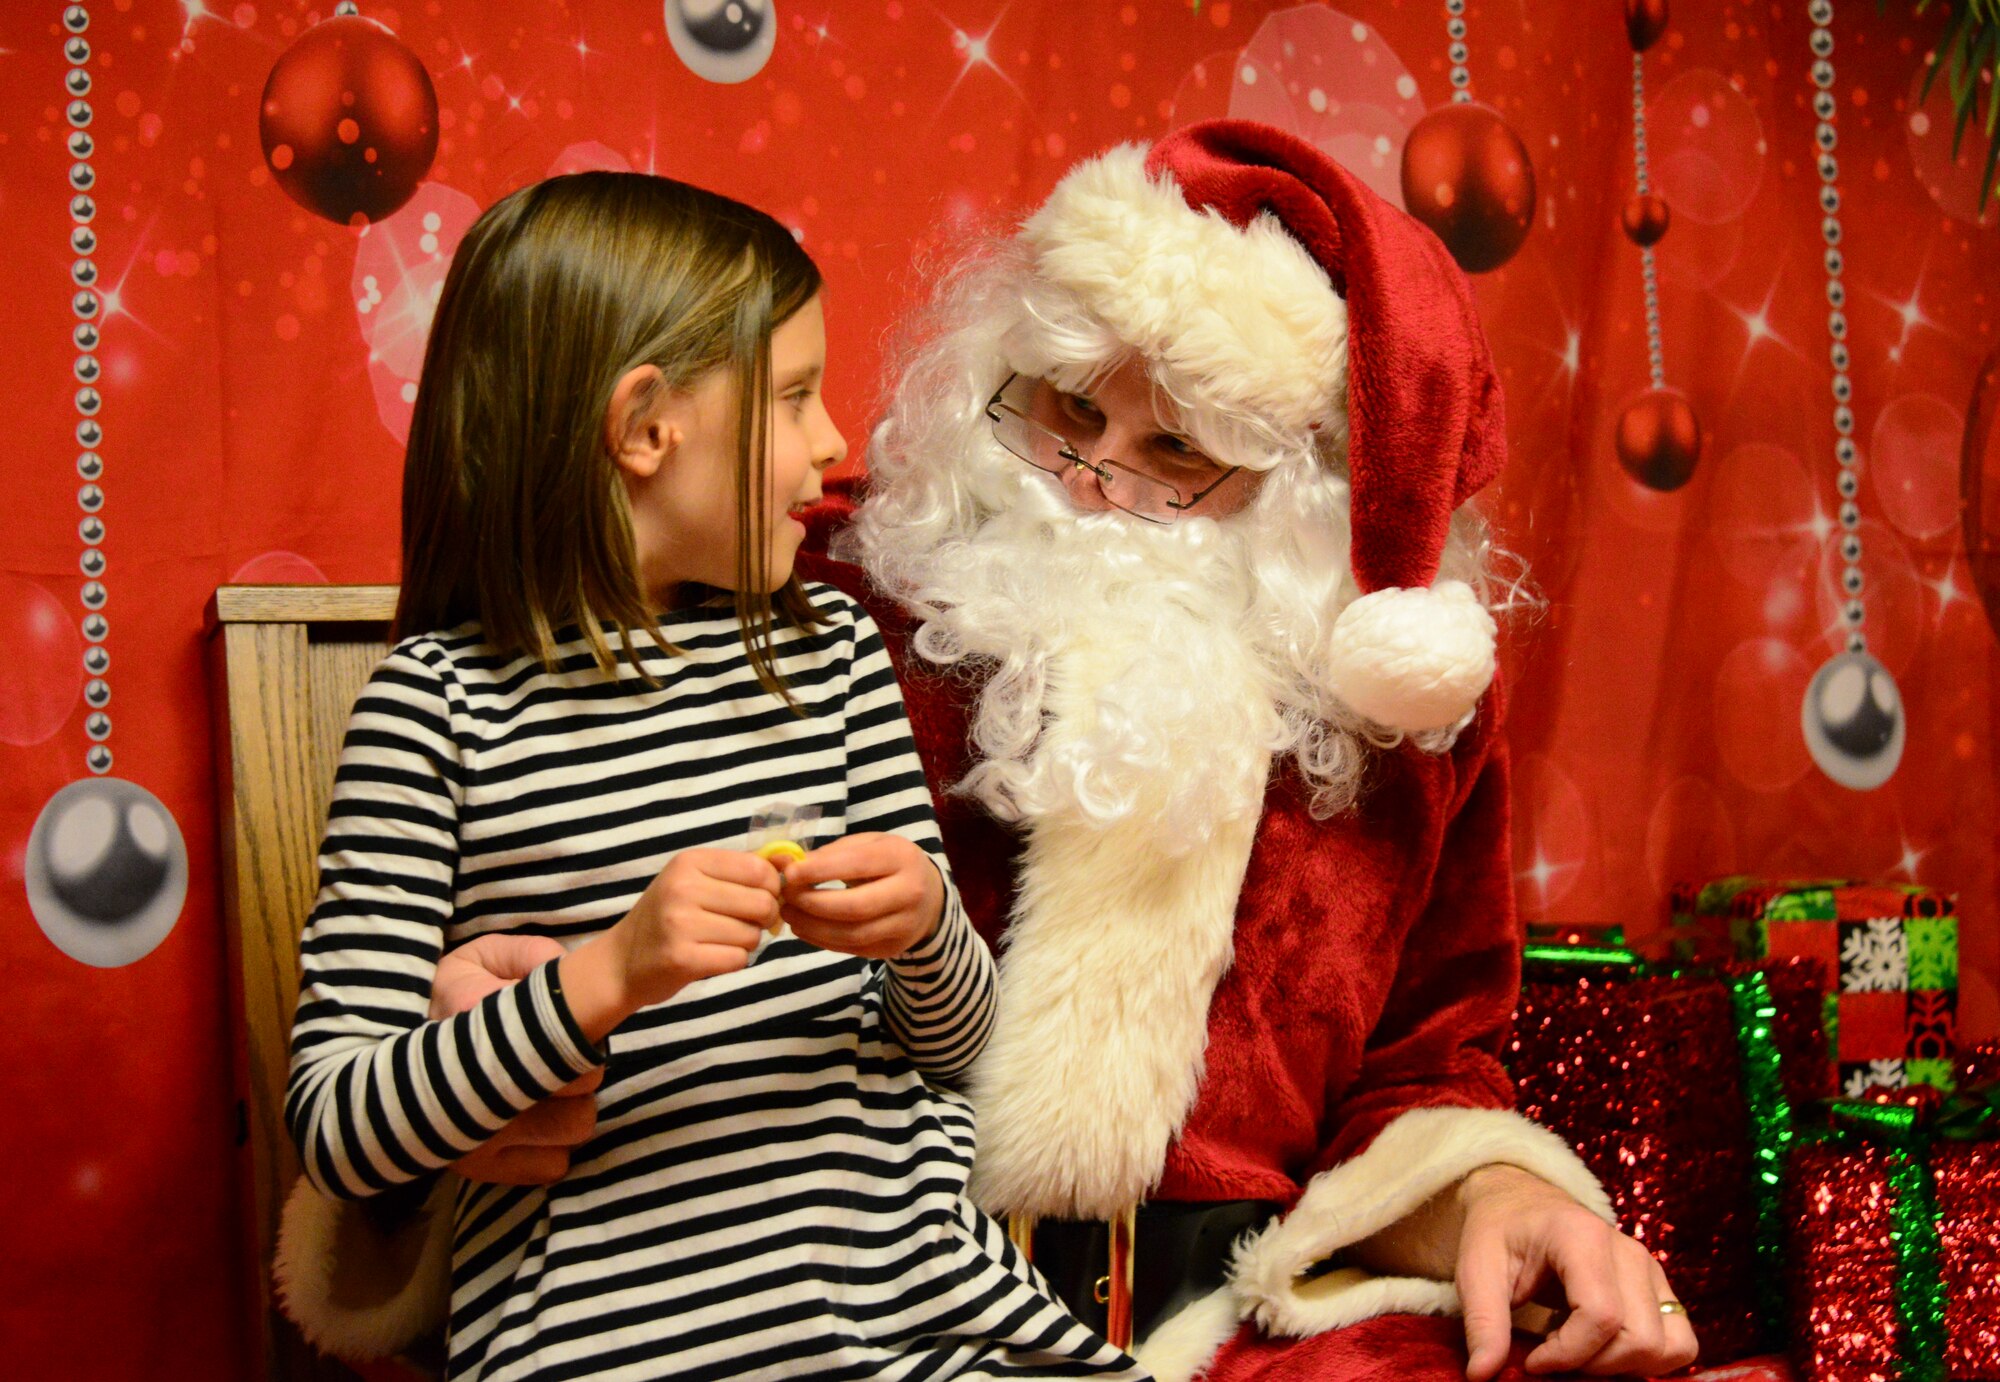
[602,847,781,1013]
[775,833,944,959]
[1455,1165,1698,1380]
[429,933,601,1186]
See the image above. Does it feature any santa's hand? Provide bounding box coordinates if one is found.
[430,933,602,1185]
[1455,1164,1697,1381]
[776,833,944,959]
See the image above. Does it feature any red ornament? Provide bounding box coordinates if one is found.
[1399,103,1536,274]
[1621,193,1671,247]
[259,15,437,227]
[1615,387,1703,491]
[1625,0,1671,53]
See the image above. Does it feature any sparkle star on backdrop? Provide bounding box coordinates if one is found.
[1896,837,1929,880]
[938,8,1021,110]
[1519,846,1580,908]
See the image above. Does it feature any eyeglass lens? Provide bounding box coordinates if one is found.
[991,381,1198,521]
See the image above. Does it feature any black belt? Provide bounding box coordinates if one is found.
[1011,1200,1279,1350]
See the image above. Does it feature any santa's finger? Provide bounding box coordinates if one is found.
[1522,1233,1621,1372]
[1646,1257,1702,1370]
[1453,1226,1517,1382]
[1569,1243,1668,1376]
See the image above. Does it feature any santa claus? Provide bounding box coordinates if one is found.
[290,120,1698,1382]
[795,120,1698,1381]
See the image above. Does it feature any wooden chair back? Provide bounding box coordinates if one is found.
[207,584,404,1382]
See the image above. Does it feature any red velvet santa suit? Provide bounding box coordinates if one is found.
[799,508,1611,1382]
[801,119,1615,1381]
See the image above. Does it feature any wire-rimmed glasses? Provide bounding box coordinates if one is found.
[984,374,1240,524]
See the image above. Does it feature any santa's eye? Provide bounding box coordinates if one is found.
[1056,392,1103,427]
[665,0,778,85]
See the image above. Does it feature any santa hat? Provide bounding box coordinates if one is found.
[1017,119,1503,735]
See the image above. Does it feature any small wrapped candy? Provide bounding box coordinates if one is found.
[745,802,823,939]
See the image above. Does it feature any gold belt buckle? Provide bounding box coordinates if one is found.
[1006,1206,1139,1353]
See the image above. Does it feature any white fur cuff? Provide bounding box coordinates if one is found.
[272,1175,455,1362]
[1228,1106,1612,1337]
[1133,1286,1242,1382]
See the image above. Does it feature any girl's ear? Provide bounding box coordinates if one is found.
[606,364,678,479]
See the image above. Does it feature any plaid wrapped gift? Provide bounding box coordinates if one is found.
[1665,879,1958,1096]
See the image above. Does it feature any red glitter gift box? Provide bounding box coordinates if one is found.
[1511,946,1833,1366]
[1784,1077,2000,1382]
[1665,879,1959,1097]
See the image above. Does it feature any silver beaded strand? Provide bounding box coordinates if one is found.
[64,5,112,777]
[1799,0,1907,791]
[1444,0,1473,104]
[1634,56,1665,391]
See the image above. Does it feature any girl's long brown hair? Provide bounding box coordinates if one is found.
[394,171,824,697]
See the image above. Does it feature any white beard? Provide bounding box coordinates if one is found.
[897,473,1287,850]
[870,475,1287,1216]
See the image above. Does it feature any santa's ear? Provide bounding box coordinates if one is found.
[605,364,677,479]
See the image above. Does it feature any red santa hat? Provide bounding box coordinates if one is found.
[1017,119,1503,734]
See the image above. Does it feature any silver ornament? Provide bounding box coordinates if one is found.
[25,777,188,967]
[1801,650,1905,790]
[665,0,776,85]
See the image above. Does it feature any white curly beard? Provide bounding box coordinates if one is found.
[908,474,1289,850]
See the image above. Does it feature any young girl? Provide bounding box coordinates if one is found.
[285,171,1146,1382]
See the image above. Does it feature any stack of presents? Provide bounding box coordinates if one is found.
[1512,879,1998,1381]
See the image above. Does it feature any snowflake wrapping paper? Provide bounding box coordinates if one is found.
[1668,879,1959,1096]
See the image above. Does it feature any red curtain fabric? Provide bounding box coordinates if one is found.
[1,2,1994,1375]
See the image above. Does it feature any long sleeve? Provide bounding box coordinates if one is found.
[838,610,995,1082]
[1308,733,1519,1172]
[1227,712,1614,1337]
[284,642,603,1200]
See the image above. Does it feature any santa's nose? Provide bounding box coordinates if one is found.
[1059,456,1116,511]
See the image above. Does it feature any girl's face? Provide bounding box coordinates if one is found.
[618,294,846,602]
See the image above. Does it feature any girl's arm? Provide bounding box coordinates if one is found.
[285,643,604,1200]
[883,883,993,1083]
[836,604,994,1083]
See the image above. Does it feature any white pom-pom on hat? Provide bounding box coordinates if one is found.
[1322,580,1496,733]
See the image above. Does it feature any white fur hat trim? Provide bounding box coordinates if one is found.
[1020,144,1348,442]
[1323,580,1497,733]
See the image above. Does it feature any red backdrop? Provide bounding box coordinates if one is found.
[2,2,1996,1375]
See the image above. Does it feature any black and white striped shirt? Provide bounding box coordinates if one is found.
[287,587,1143,1381]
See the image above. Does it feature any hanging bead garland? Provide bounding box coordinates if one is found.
[1615,0,1703,492]
[62,3,113,776]
[1797,0,1907,792]
[22,6,192,970]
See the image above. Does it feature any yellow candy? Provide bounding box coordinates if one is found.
[755,840,807,866]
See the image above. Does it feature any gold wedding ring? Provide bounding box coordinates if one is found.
[1658,1299,1689,1317]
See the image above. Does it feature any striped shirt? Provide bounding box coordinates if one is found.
[286,586,1144,1381]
